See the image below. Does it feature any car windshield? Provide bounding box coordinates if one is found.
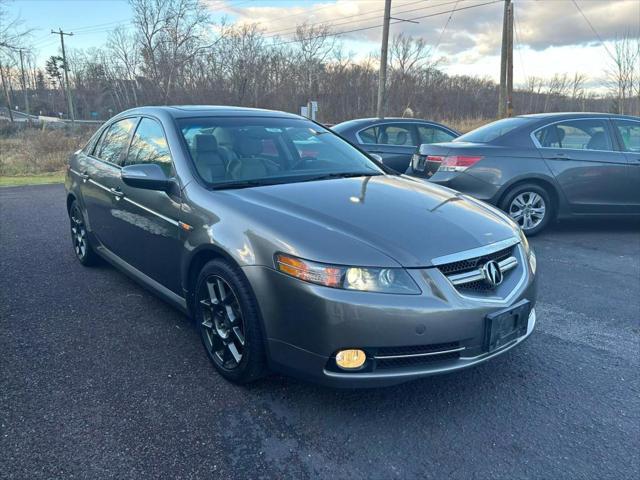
[178,116,384,188]
[454,117,532,143]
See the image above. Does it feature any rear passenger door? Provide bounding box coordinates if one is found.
[612,118,640,212]
[357,122,418,173]
[114,117,184,294]
[79,117,138,251]
[534,118,630,213]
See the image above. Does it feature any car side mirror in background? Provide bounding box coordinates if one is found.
[121,164,173,192]
[370,153,383,162]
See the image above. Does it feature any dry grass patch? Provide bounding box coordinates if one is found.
[0,125,93,176]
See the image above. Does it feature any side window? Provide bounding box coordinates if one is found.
[613,120,640,152]
[125,118,173,176]
[82,126,106,155]
[359,124,417,146]
[385,125,417,146]
[359,126,379,144]
[96,118,137,165]
[418,125,457,144]
[534,119,613,151]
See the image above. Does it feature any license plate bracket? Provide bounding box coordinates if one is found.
[484,299,530,353]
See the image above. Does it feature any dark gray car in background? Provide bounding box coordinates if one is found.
[408,113,640,235]
[332,117,459,173]
[65,106,537,387]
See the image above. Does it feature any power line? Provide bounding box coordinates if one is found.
[269,0,502,47]
[264,0,469,40]
[512,3,527,84]
[570,0,616,62]
[262,0,429,37]
[431,0,461,56]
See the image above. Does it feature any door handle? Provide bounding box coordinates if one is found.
[550,152,571,160]
[110,187,125,199]
[79,171,90,181]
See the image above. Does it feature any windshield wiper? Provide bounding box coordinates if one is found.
[299,172,383,182]
[211,179,280,190]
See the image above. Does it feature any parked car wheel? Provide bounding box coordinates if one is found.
[500,183,553,236]
[195,259,267,384]
[69,200,100,266]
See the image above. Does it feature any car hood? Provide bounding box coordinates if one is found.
[224,175,518,268]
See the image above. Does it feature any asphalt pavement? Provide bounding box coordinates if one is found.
[1,184,639,479]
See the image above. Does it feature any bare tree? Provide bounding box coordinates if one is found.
[606,32,639,115]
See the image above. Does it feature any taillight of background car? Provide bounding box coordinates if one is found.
[412,154,483,174]
[438,155,484,172]
[412,154,446,171]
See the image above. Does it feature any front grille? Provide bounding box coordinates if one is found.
[375,341,460,357]
[437,244,519,293]
[438,246,514,276]
[375,351,461,370]
[374,341,462,371]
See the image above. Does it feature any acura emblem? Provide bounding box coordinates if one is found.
[482,260,503,287]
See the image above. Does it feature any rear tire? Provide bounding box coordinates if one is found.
[69,200,100,266]
[500,183,553,236]
[195,259,268,384]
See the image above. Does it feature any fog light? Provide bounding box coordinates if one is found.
[335,349,366,369]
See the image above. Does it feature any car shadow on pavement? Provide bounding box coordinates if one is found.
[544,216,640,234]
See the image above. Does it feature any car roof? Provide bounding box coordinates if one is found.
[115,105,302,120]
[335,117,444,126]
[333,117,456,132]
[517,112,638,120]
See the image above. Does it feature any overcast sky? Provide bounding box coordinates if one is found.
[9,0,640,91]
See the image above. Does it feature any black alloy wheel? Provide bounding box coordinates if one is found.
[69,200,99,266]
[195,259,267,383]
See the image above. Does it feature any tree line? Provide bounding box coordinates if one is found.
[1,0,638,125]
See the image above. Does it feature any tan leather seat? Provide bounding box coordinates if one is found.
[193,134,227,182]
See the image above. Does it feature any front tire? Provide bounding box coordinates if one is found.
[195,259,268,384]
[69,200,100,266]
[500,183,553,236]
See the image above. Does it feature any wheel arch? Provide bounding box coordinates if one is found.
[66,192,77,215]
[496,175,564,219]
[182,245,242,317]
[183,244,273,366]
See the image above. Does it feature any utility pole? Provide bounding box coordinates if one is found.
[498,0,512,118]
[18,49,30,120]
[506,1,514,117]
[51,28,75,124]
[376,0,392,119]
[0,58,14,122]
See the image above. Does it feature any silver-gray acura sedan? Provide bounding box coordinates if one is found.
[65,106,537,387]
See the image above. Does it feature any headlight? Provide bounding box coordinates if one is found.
[518,229,536,274]
[275,253,421,294]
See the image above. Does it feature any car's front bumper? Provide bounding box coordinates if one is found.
[243,249,536,388]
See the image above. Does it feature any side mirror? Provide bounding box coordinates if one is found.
[370,153,383,162]
[121,163,173,192]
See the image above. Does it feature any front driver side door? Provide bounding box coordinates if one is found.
[534,118,630,214]
[78,117,138,251]
[112,117,184,295]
